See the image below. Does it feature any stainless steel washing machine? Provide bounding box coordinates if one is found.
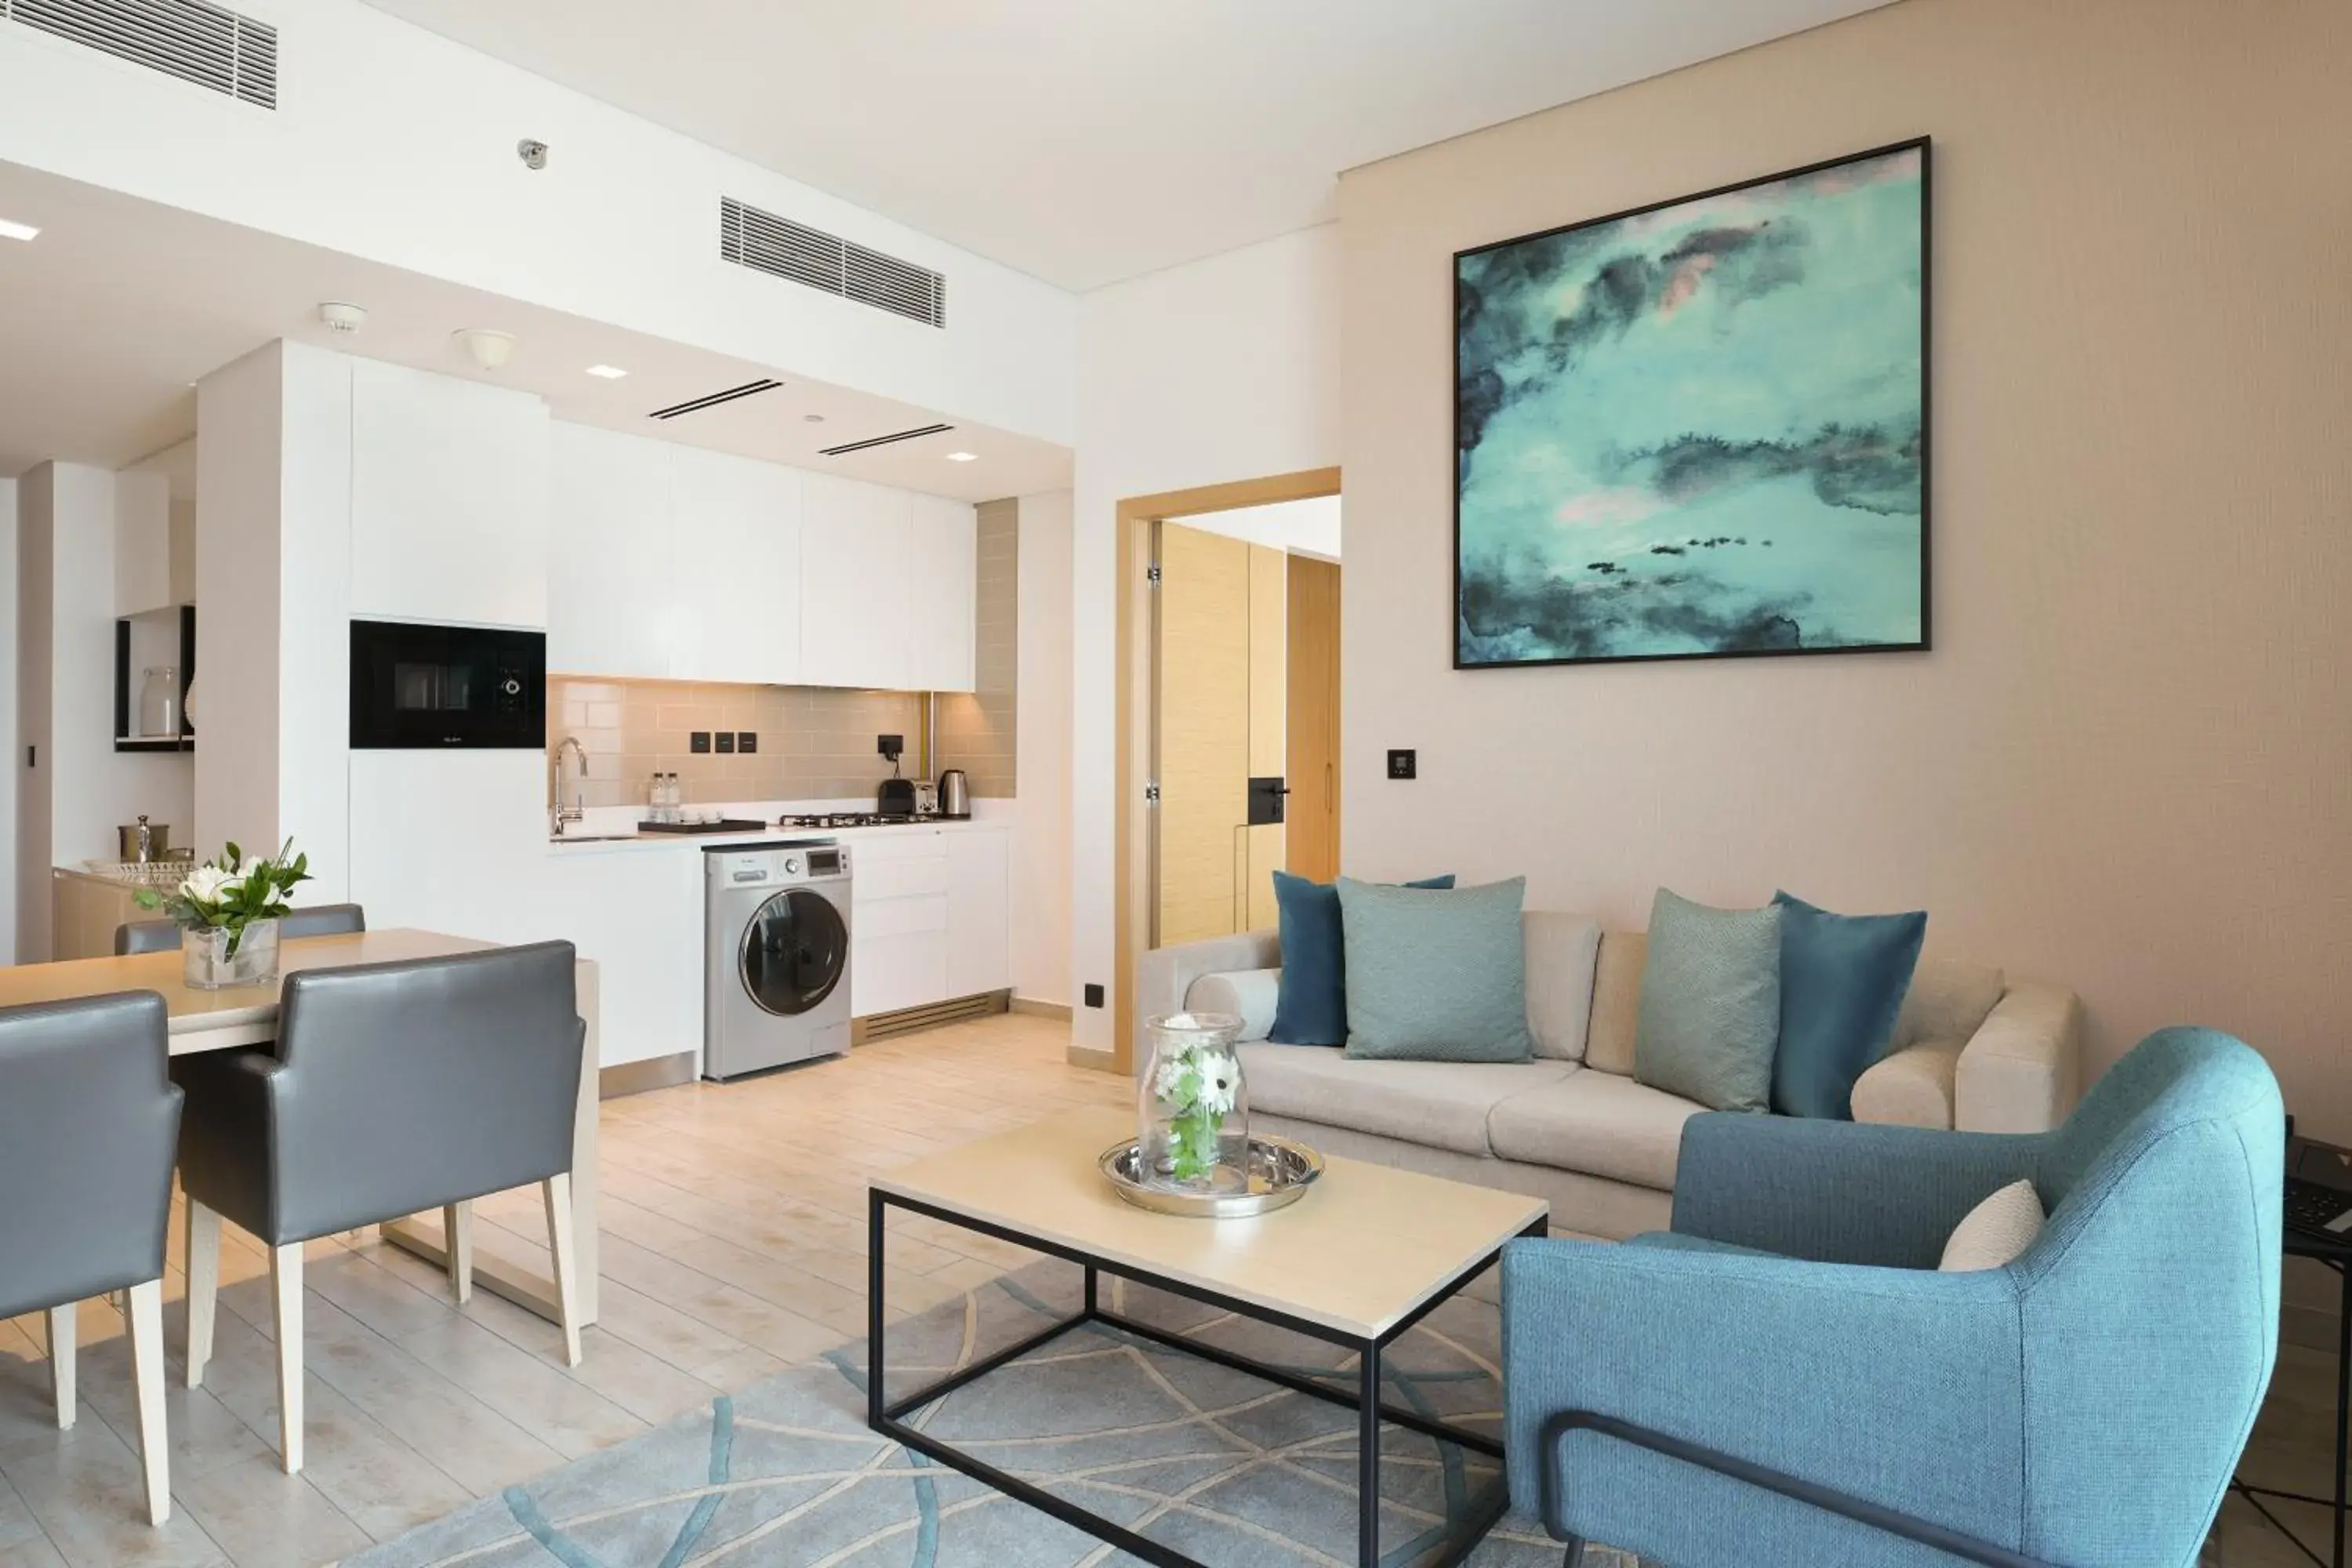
[703,840,853,1080]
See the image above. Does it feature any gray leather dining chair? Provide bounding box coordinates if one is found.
[114,902,365,956]
[176,941,585,1474]
[0,992,180,1524]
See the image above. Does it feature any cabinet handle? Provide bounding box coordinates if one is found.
[1324,761,1334,810]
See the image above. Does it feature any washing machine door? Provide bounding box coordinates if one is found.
[739,888,848,1016]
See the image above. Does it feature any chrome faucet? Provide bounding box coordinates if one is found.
[550,736,589,836]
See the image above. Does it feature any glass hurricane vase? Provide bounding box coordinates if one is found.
[182,919,281,990]
[1138,1012,1250,1194]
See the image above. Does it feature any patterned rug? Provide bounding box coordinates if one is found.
[350,1264,1632,1567]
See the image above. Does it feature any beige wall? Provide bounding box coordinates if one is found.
[1339,0,2352,1125]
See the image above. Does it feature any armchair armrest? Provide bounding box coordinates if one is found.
[1671,1112,2045,1266]
[1134,929,1281,1077]
[1502,1236,2029,1563]
[1956,982,2082,1133]
[174,1047,286,1239]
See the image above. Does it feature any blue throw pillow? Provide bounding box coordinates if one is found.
[1771,891,1928,1120]
[1267,869,1454,1046]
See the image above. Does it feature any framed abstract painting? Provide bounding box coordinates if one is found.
[1454,137,1930,669]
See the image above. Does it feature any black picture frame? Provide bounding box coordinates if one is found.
[1451,136,1933,671]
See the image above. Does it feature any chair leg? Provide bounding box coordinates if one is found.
[185,1200,221,1388]
[542,1173,583,1367]
[1559,1538,1586,1566]
[45,1303,74,1429]
[270,1243,304,1475]
[126,1279,169,1526]
[444,1201,474,1305]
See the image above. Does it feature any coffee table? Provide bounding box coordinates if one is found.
[866,1106,1549,1568]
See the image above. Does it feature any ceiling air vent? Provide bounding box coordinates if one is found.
[818,423,954,458]
[648,379,782,421]
[4,0,278,108]
[720,198,947,329]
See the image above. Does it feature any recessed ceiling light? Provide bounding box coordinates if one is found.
[945,451,978,463]
[0,218,41,242]
[586,364,628,379]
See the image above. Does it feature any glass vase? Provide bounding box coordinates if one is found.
[1138,1012,1250,1194]
[182,919,281,990]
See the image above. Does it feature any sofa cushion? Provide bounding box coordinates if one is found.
[1487,1066,1708,1191]
[1584,931,1646,1076]
[1338,877,1533,1062]
[1769,891,1928,1120]
[1268,871,1455,1046]
[1185,969,1280,1042]
[1525,913,1602,1062]
[1235,1043,1571,1156]
[1893,957,2005,1053]
[1632,890,1782,1113]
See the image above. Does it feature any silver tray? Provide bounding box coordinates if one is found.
[1098,1134,1324,1218]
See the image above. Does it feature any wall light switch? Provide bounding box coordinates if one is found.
[714,731,735,754]
[690,731,711,754]
[1083,983,1105,1009]
[737,731,757,753]
[1388,749,1417,780]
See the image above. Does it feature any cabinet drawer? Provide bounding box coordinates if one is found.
[853,855,950,903]
[855,892,949,939]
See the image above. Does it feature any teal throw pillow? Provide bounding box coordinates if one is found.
[1632,889,1781,1112]
[1770,891,1927,1120]
[1268,870,1454,1046]
[1336,876,1532,1062]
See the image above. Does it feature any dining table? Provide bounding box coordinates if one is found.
[0,927,601,1327]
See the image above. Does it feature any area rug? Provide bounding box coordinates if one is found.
[349,1266,1630,1566]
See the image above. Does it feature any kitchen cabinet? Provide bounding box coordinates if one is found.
[799,472,910,691]
[549,423,676,680]
[667,446,803,684]
[350,360,550,630]
[906,494,978,694]
[944,828,1010,997]
[112,470,178,617]
[849,829,948,1016]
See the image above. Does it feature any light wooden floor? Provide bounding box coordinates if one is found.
[0,1011,2338,1567]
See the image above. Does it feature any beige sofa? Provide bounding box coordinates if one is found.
[1138,913,2084,1240]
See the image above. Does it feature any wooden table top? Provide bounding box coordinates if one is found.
[872,1106,1548,1340]
[0,929,496,1051]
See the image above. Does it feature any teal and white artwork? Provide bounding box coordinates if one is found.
[1454,139,1929,667]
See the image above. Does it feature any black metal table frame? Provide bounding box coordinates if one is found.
[2233,1243,2350,1568]
[866,1187,1548,1568]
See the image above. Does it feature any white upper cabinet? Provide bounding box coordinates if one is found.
[350,361,550,629]
[549,423,676,680]
[800,472,911,691]
[112,470,174,617]
[906,495,978,694]
[668,445,803,685]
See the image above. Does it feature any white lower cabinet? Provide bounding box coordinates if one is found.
[850,826,1009,1018]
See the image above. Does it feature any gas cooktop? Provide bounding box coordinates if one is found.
[778,812,927,830]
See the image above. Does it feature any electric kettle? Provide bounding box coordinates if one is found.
[937,769,971,820]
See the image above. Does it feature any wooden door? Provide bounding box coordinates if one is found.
[1154,523,1252,946]
[1286,555,1341,884]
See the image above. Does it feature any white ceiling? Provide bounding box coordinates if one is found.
[1181,496,1341,561]
[0,159,1070,498]
[355,0,1896,292]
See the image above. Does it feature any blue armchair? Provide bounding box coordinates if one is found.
[1501,1027,2282,1568]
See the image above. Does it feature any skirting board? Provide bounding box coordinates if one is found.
[600,1051,695,1098]
[1011,996,1073,1022]
[1068,1042,1119,1075]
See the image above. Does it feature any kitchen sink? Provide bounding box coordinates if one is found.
[548,831,641,844]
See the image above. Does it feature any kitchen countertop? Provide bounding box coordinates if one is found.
[543,801,1014,855]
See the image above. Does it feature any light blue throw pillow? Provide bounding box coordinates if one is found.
[1269,871,1456,1046]
[1771,891,1927,1120]
[1336,877,1532,1062]
[1632,888,1781,1112]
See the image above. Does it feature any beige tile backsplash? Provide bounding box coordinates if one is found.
[551,678,927,809]
[935,496,1018,797]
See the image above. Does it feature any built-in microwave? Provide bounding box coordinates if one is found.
[349,620,546,749]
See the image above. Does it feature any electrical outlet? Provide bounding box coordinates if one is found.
[877,734,904,760]
[714,731,735,754]
[737,731,757,753]
[1083,983,1105,1009]
[1388,749,1417,780]
[690,731,711,754]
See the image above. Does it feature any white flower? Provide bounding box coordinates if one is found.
[1195,1050,1240,1116]
[181,864,233,902]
